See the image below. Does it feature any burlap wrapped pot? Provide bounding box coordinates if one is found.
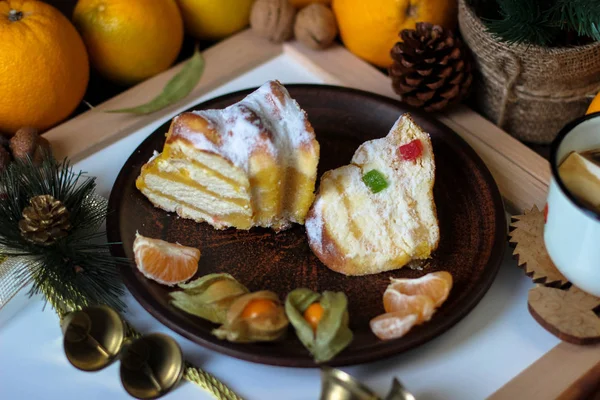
[458,0,600,144]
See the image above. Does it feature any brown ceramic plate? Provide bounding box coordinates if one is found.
[107,85,506,368]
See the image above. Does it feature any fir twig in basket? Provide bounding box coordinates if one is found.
[0,153,126,313]
[468,0,600,46]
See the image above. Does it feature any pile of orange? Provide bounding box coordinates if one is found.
[370,271,453,340]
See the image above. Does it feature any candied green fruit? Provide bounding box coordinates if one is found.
[362,169,388,193]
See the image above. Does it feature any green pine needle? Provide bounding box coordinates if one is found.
[0,153,127,312]
[552,0,600,41]
[483,0,560,46]
[472,0,599,46]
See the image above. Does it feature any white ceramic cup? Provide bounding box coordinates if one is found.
[544,112,600,296]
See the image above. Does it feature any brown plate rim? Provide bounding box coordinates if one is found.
[107,84,506,368]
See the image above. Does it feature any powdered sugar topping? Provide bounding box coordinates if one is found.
[174,81,314,172]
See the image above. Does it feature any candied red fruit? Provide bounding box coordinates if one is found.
[398,139,423,161]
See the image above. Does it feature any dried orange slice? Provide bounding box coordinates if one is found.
[387,271,453,308]
[133,232,200,286]
[370,312,419,340]
[383,290,435,323]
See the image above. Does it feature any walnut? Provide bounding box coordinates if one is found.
[250,0,296,43]
[294,3,338,50]
[10,127,39,161]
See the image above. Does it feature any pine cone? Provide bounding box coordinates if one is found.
[19,195,71,245]
[389,22,473,112]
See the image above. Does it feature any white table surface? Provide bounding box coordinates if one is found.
[0,55,560,400]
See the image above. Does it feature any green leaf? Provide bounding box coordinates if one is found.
[178,272,239,292]
[212,291,289,343]
[314,292,353,363]
[170,273,249,324]
[170,291,230,324]
[106,49,205,115]
[362,169,388,193]
[285,289,353,363]
[285,289,321,353]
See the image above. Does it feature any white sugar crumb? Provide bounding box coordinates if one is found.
[175,80,316,172]
[183,81,314,171]
[148,150,161,163]
[305,200,323,253]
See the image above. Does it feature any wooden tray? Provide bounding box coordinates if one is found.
[106,85,506,367]
[43,29,600,397]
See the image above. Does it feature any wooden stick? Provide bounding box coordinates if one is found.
[43,30,283,162]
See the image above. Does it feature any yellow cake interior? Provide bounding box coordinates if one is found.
[136,80,320,231]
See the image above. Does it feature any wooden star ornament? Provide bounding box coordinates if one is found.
[509,206,568,286]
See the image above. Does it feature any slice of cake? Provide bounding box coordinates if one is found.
[305,114,439,275]
[136,81,320,231]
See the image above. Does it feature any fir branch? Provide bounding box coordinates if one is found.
[552,0,600,42]
[483,0,560,46]
[0,154,127,312]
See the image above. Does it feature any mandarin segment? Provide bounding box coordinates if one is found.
[370,313,419,340]
[371,271,453,340]
[133,232,200,286]
[383,290,435,322]
[388,271,452,308]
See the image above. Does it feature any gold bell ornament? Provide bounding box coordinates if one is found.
[61,305,184,399]
[320,367,416,400]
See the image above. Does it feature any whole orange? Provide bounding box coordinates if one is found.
[0,0,89,134]
[332,0,457,68]
[587,92,600,115]
[175,0,254,41]
[73,0,184,85]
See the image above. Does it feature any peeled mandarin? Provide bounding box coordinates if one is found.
[303,302,324,331]
[388,271,453,308]
[133,233,200,286]
[382,290,435,322]
[241,299,278,319]
[370,312,419,340]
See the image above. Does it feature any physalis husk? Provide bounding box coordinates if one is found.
[170,273,249,324]
[285,289,353,363]
[212,291,289,343]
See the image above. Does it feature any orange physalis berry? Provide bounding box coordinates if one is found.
[241,299,278,319]
[303,302,324,332]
